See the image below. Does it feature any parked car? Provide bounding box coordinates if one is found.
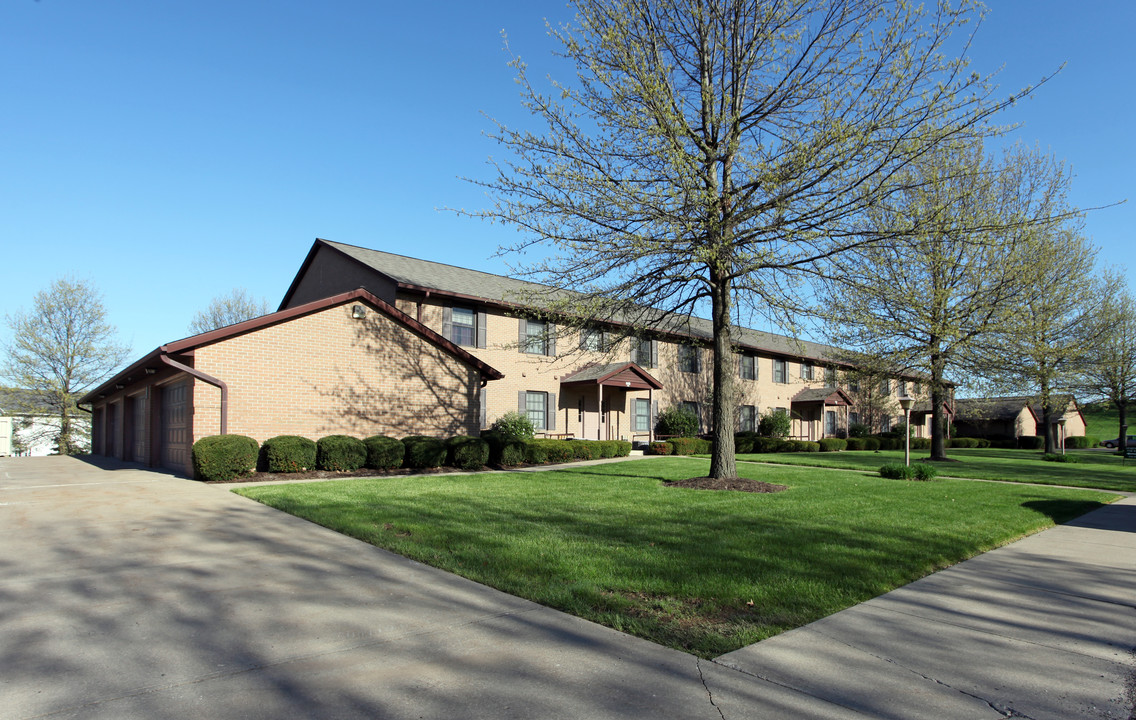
[1101,435,1136,449]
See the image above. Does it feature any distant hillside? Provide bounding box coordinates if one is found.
[1081,402,1123,439]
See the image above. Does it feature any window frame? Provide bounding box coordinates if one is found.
[633,398,651,432]
[526,391,548,430]
[739,353,756,381]
[524,319,549,355]
[678,344,700,374]
[739,404,756,432]
[800,362,814,381]
[773,359,788,384]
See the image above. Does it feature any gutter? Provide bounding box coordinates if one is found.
[159,355,229,435]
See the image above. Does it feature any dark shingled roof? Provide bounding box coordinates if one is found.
[559,362,663,389]
[324,240,844,366]
[790,387,854,405]
[953,397,1036,422]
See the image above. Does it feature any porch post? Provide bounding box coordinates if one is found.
[598,384,604,441]
[649,387,654,444]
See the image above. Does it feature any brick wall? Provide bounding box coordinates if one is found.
[191,303,482,444]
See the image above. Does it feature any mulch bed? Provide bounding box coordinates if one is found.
[666,477,787,493]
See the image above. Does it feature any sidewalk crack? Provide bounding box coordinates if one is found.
[696,658,726,720]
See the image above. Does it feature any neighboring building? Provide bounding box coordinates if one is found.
[79,290,504,477]
[954,395,1087,442]
[0,388,90,456]
[278,239,939,442]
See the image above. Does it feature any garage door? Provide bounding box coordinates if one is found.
[160,381,190,473]
[130,393,148,464]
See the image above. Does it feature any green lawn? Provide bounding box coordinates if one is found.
[234,458,1115,658]
[733,447,1136,492]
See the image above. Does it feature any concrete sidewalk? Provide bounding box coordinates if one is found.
[1,455,1133,719]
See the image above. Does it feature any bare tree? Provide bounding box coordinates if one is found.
[3,278,130,454]
[188,288,271,335]
[467,0,1022,479]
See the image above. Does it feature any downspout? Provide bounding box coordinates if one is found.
[159,354,228,435]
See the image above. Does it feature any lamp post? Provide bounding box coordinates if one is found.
[1057,417,1067,456]
[898,395,914,467]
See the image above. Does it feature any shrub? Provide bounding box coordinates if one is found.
[649,441,673,455]
[845,437,866,451]
[1017,435,1044,450]
[848,422,873,438]
[1063,435,1098,449]
[446,435,490,470]
[568,440,602,460]
[912,463,938,481]
[879,463,914,480]
[1042,452,1080,463]
[612,440,632,457]
[655,406,699,437]
[363,435,405,470]
[873,435,901,451]
[596,440,620,458]
[752,437,790,453]
[531,439,574,464]
[862,437,882,451]
[734,433,756,453]
[523,441,548,465]
[192,434,258,482]
[793,440,821,453]
[910,438,931,450]
[758,410,791,438]
[497,440,528,467]
[316,435,367,471]
[818,438,847,452]
[261,435,316,473]
[668,437,711,455]
[490,411,535,441]
[401,436,447,469]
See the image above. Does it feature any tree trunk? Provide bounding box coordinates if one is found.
[708,271,737,480]
[1118,399,1128,454]
[929,348,948,460]
[58,407,72,456]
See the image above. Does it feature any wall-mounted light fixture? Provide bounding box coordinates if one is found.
[144,368,156,375]
[115,384,125,390]
[352,304,367,319]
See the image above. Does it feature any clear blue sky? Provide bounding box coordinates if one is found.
[2,1,1132,359]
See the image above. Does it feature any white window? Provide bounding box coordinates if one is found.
[773,359,787,384]
[801,363,814,381]
[524,319,549,355]
[634,398,651,432]
[526,391,548,430]
[740,354,756,380]
[451,307,476,346]
[739,405,756,432]
[580,328,607,352]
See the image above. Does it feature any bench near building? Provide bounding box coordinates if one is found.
[81,239,942,476]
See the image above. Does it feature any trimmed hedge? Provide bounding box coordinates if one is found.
[316,435,367,471]
[261,435,316,473]
[530,439,574,464]
[446,435,490,470]
[568,440,602,460]
[793,440,821,453]
[402,436,447,469]
[364,435,405,470]
[1063,435,1099,449]
[613,440,632,457]
[818,438,847,452]
[911,438,931,450]
[879,462,938,481]
[192,434,258,482]
[1017,435,1044,450]
[649,441,673,455]
[668,437,712,455]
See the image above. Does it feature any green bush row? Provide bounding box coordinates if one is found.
[1064,435,1099,449]
[481,432,633,467]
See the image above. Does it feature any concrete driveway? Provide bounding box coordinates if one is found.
[2,455,1134,719]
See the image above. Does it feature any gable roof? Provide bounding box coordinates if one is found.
[953,397,1038,423]
[790,387,855,406]
[290,239,892,373]
[559,362,664,390]
[0,388,59,416]
[79,289,503,405]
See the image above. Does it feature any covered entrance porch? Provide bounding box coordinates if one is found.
[559,362,663,442]
[790,387,855,441]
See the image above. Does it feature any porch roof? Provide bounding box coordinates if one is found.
[790,387,854,406]
[559,362,663,390]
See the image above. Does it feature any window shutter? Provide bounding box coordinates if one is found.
[548,323,557,356]
[652,400,658,432]
[442,306,453,342]
[547,393,557,431]
[479,387,487,429]
[518,318,527,352]
[477,309,487,349]
[738,354,743,378]
[650,340,658,369]
[630,340,639,365]
[518,391,527,412]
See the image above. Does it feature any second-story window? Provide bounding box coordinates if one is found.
[739,354,756,380]
[773,359,787,384]
[632,337,656,368]
[800,363,814,381]
[880,378,891,395]
[825,367,837,388]
[451,307,476,346]
[899,380,908,397]
[580,328,607,353]
[521,318,555,355]
[679,344,701,374]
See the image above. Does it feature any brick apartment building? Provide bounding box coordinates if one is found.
[82,238,943,476]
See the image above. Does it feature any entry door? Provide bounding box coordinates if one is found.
[580,396,599,440]
[160,381,189,472]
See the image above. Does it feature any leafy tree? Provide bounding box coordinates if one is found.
[1079,281,1136,447]
[2,278,130,454]
[188,288,271,334]
[822,140,1076,460]
[468,0,1021,479]
[979,235,1108,453]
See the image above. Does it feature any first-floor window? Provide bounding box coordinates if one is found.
[880,415,891,432]
[825,410,837,436]
[526,391,548,430]
[634,398,651,432]
[849,411,861,427]
[739,405,756,432]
